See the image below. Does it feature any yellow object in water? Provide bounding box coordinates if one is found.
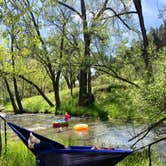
[73,124,89,131]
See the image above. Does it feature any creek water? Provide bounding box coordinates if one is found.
[1,113,166,163]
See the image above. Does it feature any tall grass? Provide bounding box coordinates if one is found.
[0,141,35,166]
[117,150,163,166]
[0,142,164,166]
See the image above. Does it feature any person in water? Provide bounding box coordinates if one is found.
[64,112,71,122]
[57,112,71,132]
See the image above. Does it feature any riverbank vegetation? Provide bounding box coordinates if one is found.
[4,70,166,124]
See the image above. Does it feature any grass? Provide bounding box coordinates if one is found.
[117,150,164,166]
[0,141,35,166]
[3,84,156,123]
[0,142,164,166]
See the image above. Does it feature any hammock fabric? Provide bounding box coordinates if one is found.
[7,122,133,166]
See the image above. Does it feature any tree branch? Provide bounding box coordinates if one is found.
[129,117,166,148]
[58,1,82,18]
[103,11,137,19]
[94,0,109,20]
[134,137,166,152]
[93,65,140,88]
[105,7,134,31]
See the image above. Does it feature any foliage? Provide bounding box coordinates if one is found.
[5,93,54,113]
[4,81,136,121]
[117,150,163,166]
[3,45,166,123]
[127,48,166,123]
[0,142,35,166]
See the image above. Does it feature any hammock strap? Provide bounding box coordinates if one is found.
[4,120,7,153]
[0,115,7,153]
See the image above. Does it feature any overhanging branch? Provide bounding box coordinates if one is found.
[129,117,166,148]
[58,1,82,18]
[93,65,140,88]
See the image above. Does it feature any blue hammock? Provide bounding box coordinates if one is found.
[8,122,133,166]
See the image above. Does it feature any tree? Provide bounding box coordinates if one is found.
[1,0,56,112]
[2,0,69,113]
[1,1,24,113]
[58,0,113,106]
[133,0,153,82]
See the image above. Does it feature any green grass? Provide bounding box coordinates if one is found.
[5,92,55,113]
[0,141,35,166]
[117,150,164,166]
[0,142,164,166]
[3,84,154,123]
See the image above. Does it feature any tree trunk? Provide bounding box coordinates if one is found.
[64,75,73,96]
[53,24,66,113]
[70,72,74,97]
[58,0,94,106]
[79,0,94,106]
[79,69,88,106]
[133,0,153,81]
[13,77,23,113]
[64,75,71,89]
[3,77,19,114]
[10,30,23,114]
[26,2,59,112]
[88,67,94,103]
[18,75,54,107]
[0,122,2,153]
[55,71,61,113]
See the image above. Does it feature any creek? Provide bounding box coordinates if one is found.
[1,113,166,164]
